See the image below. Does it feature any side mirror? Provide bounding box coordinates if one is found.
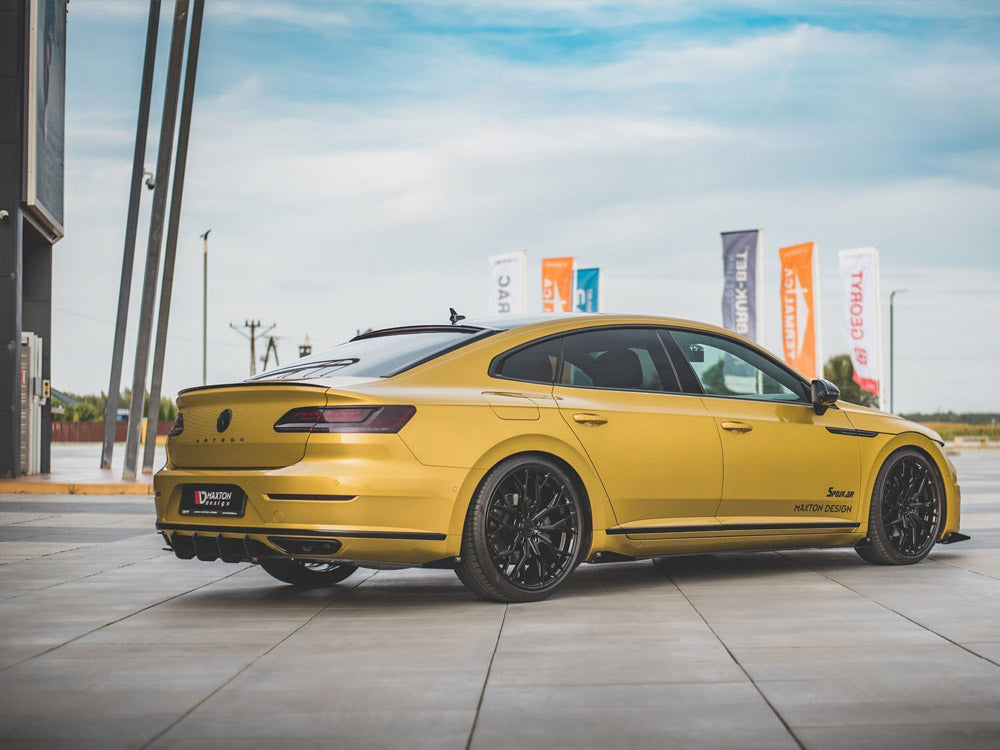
[811,378,840,415]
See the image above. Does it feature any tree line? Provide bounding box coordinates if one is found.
[51,390,177,424]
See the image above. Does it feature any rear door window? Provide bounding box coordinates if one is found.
[559,328,680,392]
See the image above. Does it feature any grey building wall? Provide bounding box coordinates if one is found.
[1,0,62,477]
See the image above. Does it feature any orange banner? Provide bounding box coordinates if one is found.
[779,243,819,379]
[541,257,575,313]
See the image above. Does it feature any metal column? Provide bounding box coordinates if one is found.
[101,0,161,469]
[123,0,190,480]
[143,0,205,473]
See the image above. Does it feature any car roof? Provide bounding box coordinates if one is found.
[358,312,739,341]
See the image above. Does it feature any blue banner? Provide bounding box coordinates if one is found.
[575,267,600,312]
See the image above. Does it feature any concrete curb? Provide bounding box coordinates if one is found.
[0,480,153,495]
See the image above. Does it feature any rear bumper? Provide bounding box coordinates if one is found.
[154,440,468,565]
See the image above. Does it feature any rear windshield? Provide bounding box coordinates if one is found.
[247,330,485,381]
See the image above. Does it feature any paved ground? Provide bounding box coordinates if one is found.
[1,450,998,749]
[0,443,166,494]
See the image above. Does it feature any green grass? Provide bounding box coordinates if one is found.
[920,422,1000,442]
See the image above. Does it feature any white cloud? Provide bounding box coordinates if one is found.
[54,4,1000,412]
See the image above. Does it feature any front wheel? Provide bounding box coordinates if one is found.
[856,448,943,565]
[259,558,358,588]
[456,455,585,603]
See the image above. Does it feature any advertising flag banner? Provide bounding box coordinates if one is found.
[488,251,527,315]
[574,267,601,312]
[542,256,575,313]
[779,242,820,379]
[721,230,762,343]
[839,246,881,399]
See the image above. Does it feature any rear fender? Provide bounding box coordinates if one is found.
[447,434,618,553]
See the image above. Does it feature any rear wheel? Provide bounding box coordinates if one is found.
[456,455,584,603]
[856,448,943,565]
[259,558,358,588]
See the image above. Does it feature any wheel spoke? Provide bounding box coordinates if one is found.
[484,463,579,591]
[879,455,940,557]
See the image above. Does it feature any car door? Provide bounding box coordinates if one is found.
[666,328,862,537]
[550,327,724,538]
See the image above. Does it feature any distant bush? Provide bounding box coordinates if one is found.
[50,390,177,423]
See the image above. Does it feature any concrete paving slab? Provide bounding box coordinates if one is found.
[755,673,1000,727]
[796,722,1000,749]
[472,683,798,749]
[0,448,998,748]
[151,709,476,747]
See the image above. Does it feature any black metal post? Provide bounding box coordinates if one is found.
[142,0,205,474]
[201,229,210,385]
[123,0,190,480]
[100,0,160,469]
[143,0,205,474]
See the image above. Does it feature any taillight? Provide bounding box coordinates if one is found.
[168,412,184,437]
[274,405,416,434]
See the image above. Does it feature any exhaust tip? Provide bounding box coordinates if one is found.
[267,537,342,556]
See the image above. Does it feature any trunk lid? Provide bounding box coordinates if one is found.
[167,384,330,469]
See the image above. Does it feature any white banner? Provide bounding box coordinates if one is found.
[838,246,882,400]
[488,251,527,315]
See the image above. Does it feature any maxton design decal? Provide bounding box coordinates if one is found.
[794,489,855,514]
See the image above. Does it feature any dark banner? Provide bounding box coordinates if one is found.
[721,229,761,343]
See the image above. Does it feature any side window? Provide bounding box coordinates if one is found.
[494,337,562,384]
[670,329,808,402]
[559,328,680,392]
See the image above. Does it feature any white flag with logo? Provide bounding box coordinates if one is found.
[488,251,527,315]
[838,246,882,399]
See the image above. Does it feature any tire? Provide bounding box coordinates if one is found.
[456,455,585,603]
[855,448,943,565]
[259,558,358,588]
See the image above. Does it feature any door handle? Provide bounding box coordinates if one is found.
[721,421,753,433]
[572,413,608,426]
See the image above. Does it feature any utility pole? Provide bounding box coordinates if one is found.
[298,335,311,358]
[200,229,211,385]
[230,321,274,377]
[101,0,161,470]
[889,288,907,414]
[261,336,280,371]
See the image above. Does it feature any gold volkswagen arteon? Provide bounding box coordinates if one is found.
[155,313,967,602]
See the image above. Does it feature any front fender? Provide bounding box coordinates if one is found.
[855,431,961,539]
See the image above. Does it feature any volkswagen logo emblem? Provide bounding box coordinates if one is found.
[216,409,232,433]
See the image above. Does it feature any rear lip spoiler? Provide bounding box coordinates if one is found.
[177,381,329,396]
[939,532,971,544]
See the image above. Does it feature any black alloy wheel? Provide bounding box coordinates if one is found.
[856,448,943,565]
[457,455,584,603]
[259,558,358,588]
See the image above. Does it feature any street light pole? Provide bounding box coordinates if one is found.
[200,229,211,384]
[890,288,907,414]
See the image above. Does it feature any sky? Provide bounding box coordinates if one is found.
[56,0,1000,413]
